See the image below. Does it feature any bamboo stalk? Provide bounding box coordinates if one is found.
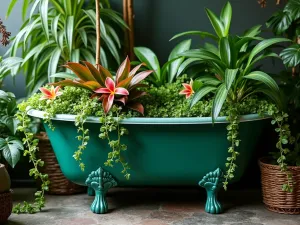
[123,0,129,57]
[127,0,135,60]
[95,0,101,69]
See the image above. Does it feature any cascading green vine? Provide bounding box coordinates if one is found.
[13,104,50,214]
[223,104,241,190]
[99,106,130,180]
[74,111,89,171]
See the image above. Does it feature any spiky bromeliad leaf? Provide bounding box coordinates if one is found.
[0,137,24,168]
[280,44,300,68]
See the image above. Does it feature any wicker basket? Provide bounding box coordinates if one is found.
[0,190,12,223]
[36,132,86,195]
[259,157,300,214]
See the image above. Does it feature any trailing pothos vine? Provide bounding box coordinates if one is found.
[223,104,241,190]
[13,104,50,214]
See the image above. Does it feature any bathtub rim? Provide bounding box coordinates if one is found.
[27,109,270,125]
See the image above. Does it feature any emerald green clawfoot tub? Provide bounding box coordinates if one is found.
[28,110,268,214]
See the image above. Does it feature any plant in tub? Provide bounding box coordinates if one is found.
[171,2,293,190]
[14,1,295,214]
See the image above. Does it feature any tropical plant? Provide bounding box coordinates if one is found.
[5,0,127,95]
[0,90,24,168]
[51,57,152,114]
[173,2,292,190]
[134,39,201,86]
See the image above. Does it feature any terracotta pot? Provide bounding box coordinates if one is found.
[0,163,11,193]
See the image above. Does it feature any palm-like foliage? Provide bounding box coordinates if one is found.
[134,39,193,86]
[172,2,290,120]
[51,57,153,114]
[5,0,127,95]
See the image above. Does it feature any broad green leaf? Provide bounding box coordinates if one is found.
[51,15,60,45]
[100,9,128,29]
[243,25,262,37]
[170,31,218,41]
[220,2,232,36]
[48,47,62,83]
[266,11,292,35]
[212,83,228,120]
[65,16,74,54]
[225,69,238,91]
[22,0,29,21]
[177,58,200,77]
[161,57,182,84]
[205,8,225,38]
[0,116,18,135]
[50,72,77,80]
[219,37,231,67]
[168,39,191,83]
[39,0,49,40]
[247,38,291,66]
[0,90,10,102]
[0,137,24,168]
[204,43,219,56]
[284,0,300,20]
[21,43,45,66]
[280,44,300,68]
[6,0,18,19]
[190,86,217,108]
[134,47,161,81]
[252,87,283,110]
[106,25,121,48]
[101,33,120,64]
[244,71,279,92]
[71,49,80,63]
[81,48,95,65]
[64,0,73,15]
[197,75,222,86]
[100,47,108,69]
[180,49,226,69]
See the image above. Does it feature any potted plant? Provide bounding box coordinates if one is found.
[15,1,292,215]
[258,0,300,214]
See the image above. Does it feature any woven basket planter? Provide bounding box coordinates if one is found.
[0,190,12,223]
[36,132,86,195]
[259,157,300,214]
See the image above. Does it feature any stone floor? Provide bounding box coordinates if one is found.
[6,188,300,225]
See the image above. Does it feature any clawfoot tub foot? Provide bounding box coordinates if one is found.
[87,187,95,196]
[198,168,224,214]
[85,167,118,214]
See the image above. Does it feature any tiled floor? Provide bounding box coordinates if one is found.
[6,188,300,225]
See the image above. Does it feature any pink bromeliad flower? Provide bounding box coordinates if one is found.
[179,80,194,99]
[94,77,129,114]
[39,86,63,100]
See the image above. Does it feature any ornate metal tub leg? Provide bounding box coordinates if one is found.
[198,168,224,214]
[85,167,117,214]
[87,187,95,196]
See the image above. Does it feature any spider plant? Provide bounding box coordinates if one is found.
[5,0,127,95]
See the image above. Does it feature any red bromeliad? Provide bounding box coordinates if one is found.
[95,77,129,113]
[39,86,62,100]
[52,56,153,114]
[179,80,194,99]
